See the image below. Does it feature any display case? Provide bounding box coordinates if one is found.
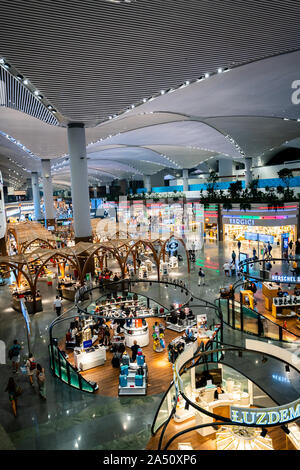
[123,322,149,347]
[118,362,148,396]
[74,345,106,371]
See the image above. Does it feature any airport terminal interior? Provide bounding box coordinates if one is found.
[1,0,300,452]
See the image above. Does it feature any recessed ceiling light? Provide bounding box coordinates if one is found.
[34,90,39,96]
[23,79,29,85]
[205,73,210,78]
[217,68,223,73]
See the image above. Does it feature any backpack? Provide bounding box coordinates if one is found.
[29,359,37,371]
[9,345,19,359]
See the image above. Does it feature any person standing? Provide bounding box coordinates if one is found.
[54,296,62,316]
[289,240,293,252]
[5,377,18,417]
[26,353,37,386]
[267,242,272,256]
[237,240,241,252]
[131,340,140,362]
[253,247,257,259]
[36,364,46,400]
[9,339,21,373]
[223,262,230,276]
[198,267,205,286]
[231,251,236,263]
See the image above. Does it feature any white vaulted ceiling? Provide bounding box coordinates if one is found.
[1,0,300,188]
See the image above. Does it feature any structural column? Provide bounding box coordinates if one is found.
[218,158,233,177]
[31,172,42,221]
[245,157,253,188]
[106,184,110,195]
[144,175,152,193]
[67,123,92,242]
[41,160,55,227]
[182,169,189,192]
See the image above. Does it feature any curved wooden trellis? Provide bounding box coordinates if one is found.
[158,236,190,274]
[123,239,161,280]
[21,238,57,253]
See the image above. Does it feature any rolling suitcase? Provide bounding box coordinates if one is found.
[120,365,129,376]
[135,374,143,386]
[137,355,144,366]
[119,374,128,387]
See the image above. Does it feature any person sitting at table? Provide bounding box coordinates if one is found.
[214,384,225,400]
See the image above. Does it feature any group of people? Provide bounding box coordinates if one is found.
[223,250,237,277]
[6,340,46,417]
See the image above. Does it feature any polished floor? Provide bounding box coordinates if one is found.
[0,239,299,450]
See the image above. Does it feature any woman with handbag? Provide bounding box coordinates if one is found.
[25,353,37,386]
[5,377,20,417]
[36,364,46,400]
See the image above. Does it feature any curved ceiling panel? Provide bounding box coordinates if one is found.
[1,0,300,125]
[0,108,68,158]
[95,121,242,158]
[87,146,177,169]
[204,116,300,157]
[121,50,300,121]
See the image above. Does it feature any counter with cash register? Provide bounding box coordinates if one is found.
[57,276,84,301]
[10,283,43,314]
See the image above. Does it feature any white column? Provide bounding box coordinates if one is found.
[245,157,253,188]
[93,187,97,199]
[67,123,92,240]
[41,159,55,221]
[182,169,189,192]
[144,175,151,193]
[31,172,42,220]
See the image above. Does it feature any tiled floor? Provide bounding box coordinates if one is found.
[0,239,299,450]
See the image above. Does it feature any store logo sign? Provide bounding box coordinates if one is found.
[272,274,300,283]
[291,80,300,105]
[229,218,255,226]
[231,399,300,426]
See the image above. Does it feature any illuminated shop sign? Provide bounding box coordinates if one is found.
[228,218,255,226]
[271,275,300,283]
[231,398,300,426]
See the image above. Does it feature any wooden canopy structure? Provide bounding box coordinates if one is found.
[0,235,190,312]
[7,221,57,253]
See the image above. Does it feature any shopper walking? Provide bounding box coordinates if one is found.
[198,267,205,286]
[267,242,272,256]
[231,251,236,263]
[26,353,37,386]
[5,377,18,417]
[8,339,21,373]
[36,364,46,400]
[103,325,111,346]
[54,295,62,316]
[237,240,241,252]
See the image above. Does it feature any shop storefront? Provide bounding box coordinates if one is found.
[221,203,299,248]
[203,204,219,241]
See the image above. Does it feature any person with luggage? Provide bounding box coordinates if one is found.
[131,340,140,362]
[25,353,37,386]
[8,339,21,373]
